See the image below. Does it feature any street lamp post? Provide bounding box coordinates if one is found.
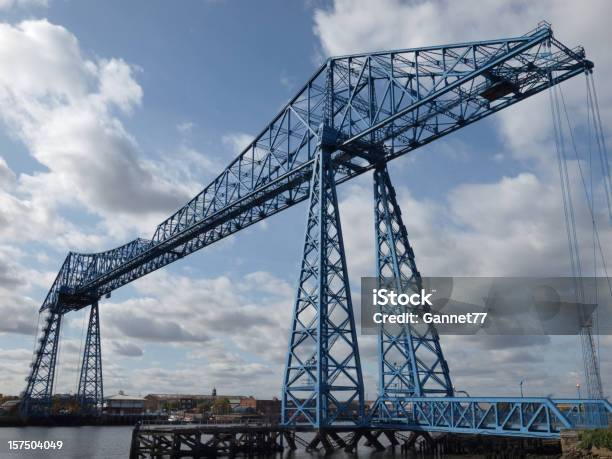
[576,383,581,399]
[519,380,524,397]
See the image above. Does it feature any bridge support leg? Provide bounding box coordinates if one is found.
[363,431,385,451]
[370,164,453,421]
[77,301,104,415]
[21,309,63,417]
[384,430,399,446]
[281,138,365,427]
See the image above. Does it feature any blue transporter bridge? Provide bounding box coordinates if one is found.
[21,22,611,440]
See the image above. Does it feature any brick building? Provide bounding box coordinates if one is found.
[239,397,281,417]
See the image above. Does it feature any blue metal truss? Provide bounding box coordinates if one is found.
[370,164,452,422]
[371,397,612,438]
[20,23,609,437]
[77,302,103,414]
[34,24,591,315]
[282,128,364,427]
[21,308,62,416]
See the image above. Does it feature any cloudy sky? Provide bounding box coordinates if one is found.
[0,0,611,401]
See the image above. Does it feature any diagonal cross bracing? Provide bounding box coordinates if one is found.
[37,24,591,311]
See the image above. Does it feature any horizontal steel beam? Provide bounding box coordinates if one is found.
[370,397,612,438]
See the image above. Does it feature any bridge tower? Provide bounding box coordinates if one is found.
[281,125,365,427]
[77,301,104,414]
[21,308,63,416]
[370,164,453,421]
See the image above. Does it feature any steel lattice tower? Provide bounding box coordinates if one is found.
[369,164,453,422]
[77,301,104,414]
[22,309,63,416]
[281,126,364,427]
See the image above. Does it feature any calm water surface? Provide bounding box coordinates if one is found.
[0,426,437,458]
[0,426,133,458]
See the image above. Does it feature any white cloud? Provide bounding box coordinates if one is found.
[0,19,206,243]
[177,121,195,133]
[222,132,254,155]
[0,0,47,10]
[0,156,15,189]
[103,270,292,357]
[340,169,612,282]
[112,340,144,358]
[313,0,611,58]
[279,70,295,90]
[0,244,57,336]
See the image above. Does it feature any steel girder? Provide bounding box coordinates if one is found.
[282,132,364,427]
[370,165,452,422]
[371,397,612,438]
[37,24,591,312]
[77,302,104,414]
[21,309,62,416]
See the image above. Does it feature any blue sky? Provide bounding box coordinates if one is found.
[0,0,610,400]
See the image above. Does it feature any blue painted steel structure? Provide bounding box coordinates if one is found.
[20,23,611,437]
[282,128,364,427]
[22,308,62,416]
[77,302,103,414]
[369,164,453,422]
[371,397,612,438]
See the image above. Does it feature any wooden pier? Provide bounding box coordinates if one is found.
[129,423,563,458]
[128,423,412,457]
[130,424,285,458]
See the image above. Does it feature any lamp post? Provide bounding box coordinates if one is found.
[519,380,524,397]
[576,383,581,399]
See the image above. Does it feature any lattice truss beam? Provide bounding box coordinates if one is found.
[374,397,612,438]
[36,24,590,313]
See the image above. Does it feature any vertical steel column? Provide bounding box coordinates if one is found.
[21,308,63,417]
[77,301,104,414]
[282,135,364,427]
[370,164,453,422]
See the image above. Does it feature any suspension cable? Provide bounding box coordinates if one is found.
[558,84,612,299]
[586,72,612,224]
[548,70,605,399]
[549,82,582,290]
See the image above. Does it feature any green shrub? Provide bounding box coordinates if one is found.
[579,428,612,450]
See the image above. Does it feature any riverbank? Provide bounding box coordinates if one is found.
[0,414,160,428]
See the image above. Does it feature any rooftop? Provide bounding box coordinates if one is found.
[106,394,146,401]
[145,393,247,400]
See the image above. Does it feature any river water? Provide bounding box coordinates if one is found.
[0,426,435,458]
[0,426,133,458]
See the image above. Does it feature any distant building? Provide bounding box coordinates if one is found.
[239,397,281,417]
[105,393,145,415]
[144,393,247,412]
[226,397,245,410]
[0,399,20,416]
